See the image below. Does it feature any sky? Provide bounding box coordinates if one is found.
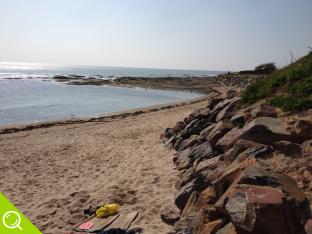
[0,0,311,71]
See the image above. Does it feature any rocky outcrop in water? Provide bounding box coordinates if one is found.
[161,91,312,233]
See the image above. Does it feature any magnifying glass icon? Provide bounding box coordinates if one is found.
[2,210,23,231]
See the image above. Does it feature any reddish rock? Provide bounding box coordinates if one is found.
[182,188,215,217]
[225,184,289,233]
[199,219,225,234]
[247,104,278,122]
[213,157,258,199]
[216,117,296,152]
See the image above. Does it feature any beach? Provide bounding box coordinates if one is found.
[0,99,209,234]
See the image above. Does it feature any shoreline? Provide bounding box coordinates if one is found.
[0,92,219,135]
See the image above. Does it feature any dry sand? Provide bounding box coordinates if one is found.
[0,100,208,234]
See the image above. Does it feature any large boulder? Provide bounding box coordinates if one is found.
[224,183,308,234]
[216,117,298,152]
[215,167,310,218]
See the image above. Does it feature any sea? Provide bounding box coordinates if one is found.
[0,62,221,126]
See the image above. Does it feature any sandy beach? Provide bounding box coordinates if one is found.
[0,99,209,234]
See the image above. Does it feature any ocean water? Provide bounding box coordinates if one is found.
[0,63,219,126]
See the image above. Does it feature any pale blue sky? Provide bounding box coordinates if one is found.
[0,0,311,70]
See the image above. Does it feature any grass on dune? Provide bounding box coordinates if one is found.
[242,52,312,111]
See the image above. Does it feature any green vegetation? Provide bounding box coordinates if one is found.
[242,52,312,111]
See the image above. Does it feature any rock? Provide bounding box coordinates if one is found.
[174,148,193,170]
[302,140,312,155]
[181,189,214,217]
[174,141,216,170]
[305,219,312,234]
[240,145,273,159]
[230,112,245,127]
[223,140,265,165]
[226,89,240,99]
[176,188,218,234]
[207,97,224,109]
[215,223,237,234]
[200,124,216,139]
[215,166,310,220]
[296,120,312,139]
[213,157,257,199]
[199,219,225,234]
[244,104,278,122]
[181,119,212,139]
[173,121,186,133]
[176,135,201,152]
[160,206,180,226]
[206,99,234,122]
[175,176,206,210]
[273,141,302,157]
[176,168,195,190]
[225,184,290,233]
[195,155,223,174]
[224,183,308,234]
[173,213,205,234]
[216,117,297,152]
[189,108,211,120]
[206,120,233,148]
[216,97,241,122]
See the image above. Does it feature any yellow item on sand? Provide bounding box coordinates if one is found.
[96,204,119,218]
